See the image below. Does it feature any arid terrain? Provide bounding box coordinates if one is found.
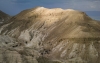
[0,7,100,63]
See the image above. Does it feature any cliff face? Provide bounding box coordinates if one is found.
[0,10,11,24]
[0,7,100,63]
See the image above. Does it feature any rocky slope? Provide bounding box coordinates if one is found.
[0,7,100,63]
[0,10,11,24]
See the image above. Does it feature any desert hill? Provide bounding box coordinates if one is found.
[0,7,100,63]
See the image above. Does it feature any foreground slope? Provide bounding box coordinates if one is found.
[0,7,100,63]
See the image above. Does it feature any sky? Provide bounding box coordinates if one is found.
[0,0,100,20]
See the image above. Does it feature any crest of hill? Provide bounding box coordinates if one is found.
[15,7,92,21]
[12,7,93,25]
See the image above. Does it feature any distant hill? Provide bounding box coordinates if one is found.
[0,10,11,24]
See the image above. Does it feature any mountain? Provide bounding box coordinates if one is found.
[0,7,100,63]
[0,10,11,24]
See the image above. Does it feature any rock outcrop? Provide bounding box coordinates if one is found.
[0,7,100,63]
